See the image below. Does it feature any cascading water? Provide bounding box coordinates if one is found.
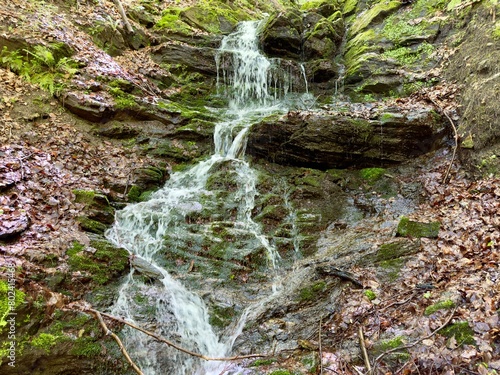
[106,19,307,375]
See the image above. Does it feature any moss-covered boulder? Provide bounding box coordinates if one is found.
[260,8,304,60]
[247,105,447,169]
[303,14,343,60]
[396,216,440,238]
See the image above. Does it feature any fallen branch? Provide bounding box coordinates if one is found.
[358,326,372,374]
[87,308,265,361]
[92,310,144,375]
[112,0,134,34]
[427,96,459,184]
[373,307,457,366]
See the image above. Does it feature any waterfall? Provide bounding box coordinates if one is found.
[106,20,307,375]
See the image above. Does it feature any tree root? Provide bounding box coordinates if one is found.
[85,307,266,362]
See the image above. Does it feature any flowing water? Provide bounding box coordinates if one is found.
[106,20,308,375]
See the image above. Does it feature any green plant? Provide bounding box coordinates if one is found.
[31,333,60,353]
[0,45,77,95]
[364,289,377,301]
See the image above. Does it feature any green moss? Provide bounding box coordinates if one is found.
[349,1,401,37]
[127,185,142,202]
[155,8,192,34]
[299,281,326,301]
[397,216,440,238]
[378,258,405,281]
[66,241,129,285]
[373,336,409,360]
[383,13,427,45]
[139,190,155,202]
[360,167,385,183]
[344,29,379,76]
[364,289,376,301]
[179,1,251,34]
[424,299,456,316]
[157,100,210,120]
[269,371,293,375]
[375,242,409,262]
[209,305,237,328]
[250,358,277,366]
[31,333,60,353]
[343,0,357,16]
[0,280,26,333]
[439,321,475,346]
[71,337,102,357]
[493,22,500,40]
[383,43,435,66]
[109,87,139,110]
[301,0,340,11]
[297,176,322,188]
[72,189,96,205]
[76,216,107,234]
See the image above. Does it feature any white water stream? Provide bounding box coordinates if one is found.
[106,20,307,375]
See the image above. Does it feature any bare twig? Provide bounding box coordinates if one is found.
[87,308,265,362]
[379,292,417,312]
[358,326,372,374]
[92,310,144,375]
[373,307,457,366]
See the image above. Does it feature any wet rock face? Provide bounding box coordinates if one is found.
[260,9,304,59]
[259,4,345,84]
[247,104,447,169]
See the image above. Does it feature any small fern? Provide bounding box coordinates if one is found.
[0,45,78,96]
[0,47,25,73]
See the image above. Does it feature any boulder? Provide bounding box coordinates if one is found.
[260,9,304,60]
[130,256,164,279]
[247,106,447,169]
[151,44,218,75]
[0,213,30,240]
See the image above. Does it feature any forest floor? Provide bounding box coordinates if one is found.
[1,0,500,374]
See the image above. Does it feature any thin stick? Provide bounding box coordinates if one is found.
[319,317,323,375]
[373,307,457,365]
[93,310,144,375]
[358,326,372,374]
[427,97,459,183]
[87,308,265,361]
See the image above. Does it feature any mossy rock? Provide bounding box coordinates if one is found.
[371,336,409,362]
[155,8,193,35]
[66,240,129,285]
[397,216,440,238]
[76,216,107,234]
[424,299,455,316]
[127,185,142,202]
[151,139,205,162]
[303,17,342,60]
[72,190,114,224]
[298,280,327,302]
[343,0,358,16]
[72,189,96,205]
[348,1,401,37]
[366,239,420,264]
[439,321,475,346]
[260,8,304,59]
[180,3,248,34]
[208,304,238,328]
[359,167,385,183]
[0,280,26,333]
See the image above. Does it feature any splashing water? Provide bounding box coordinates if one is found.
[106,20,308,375]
